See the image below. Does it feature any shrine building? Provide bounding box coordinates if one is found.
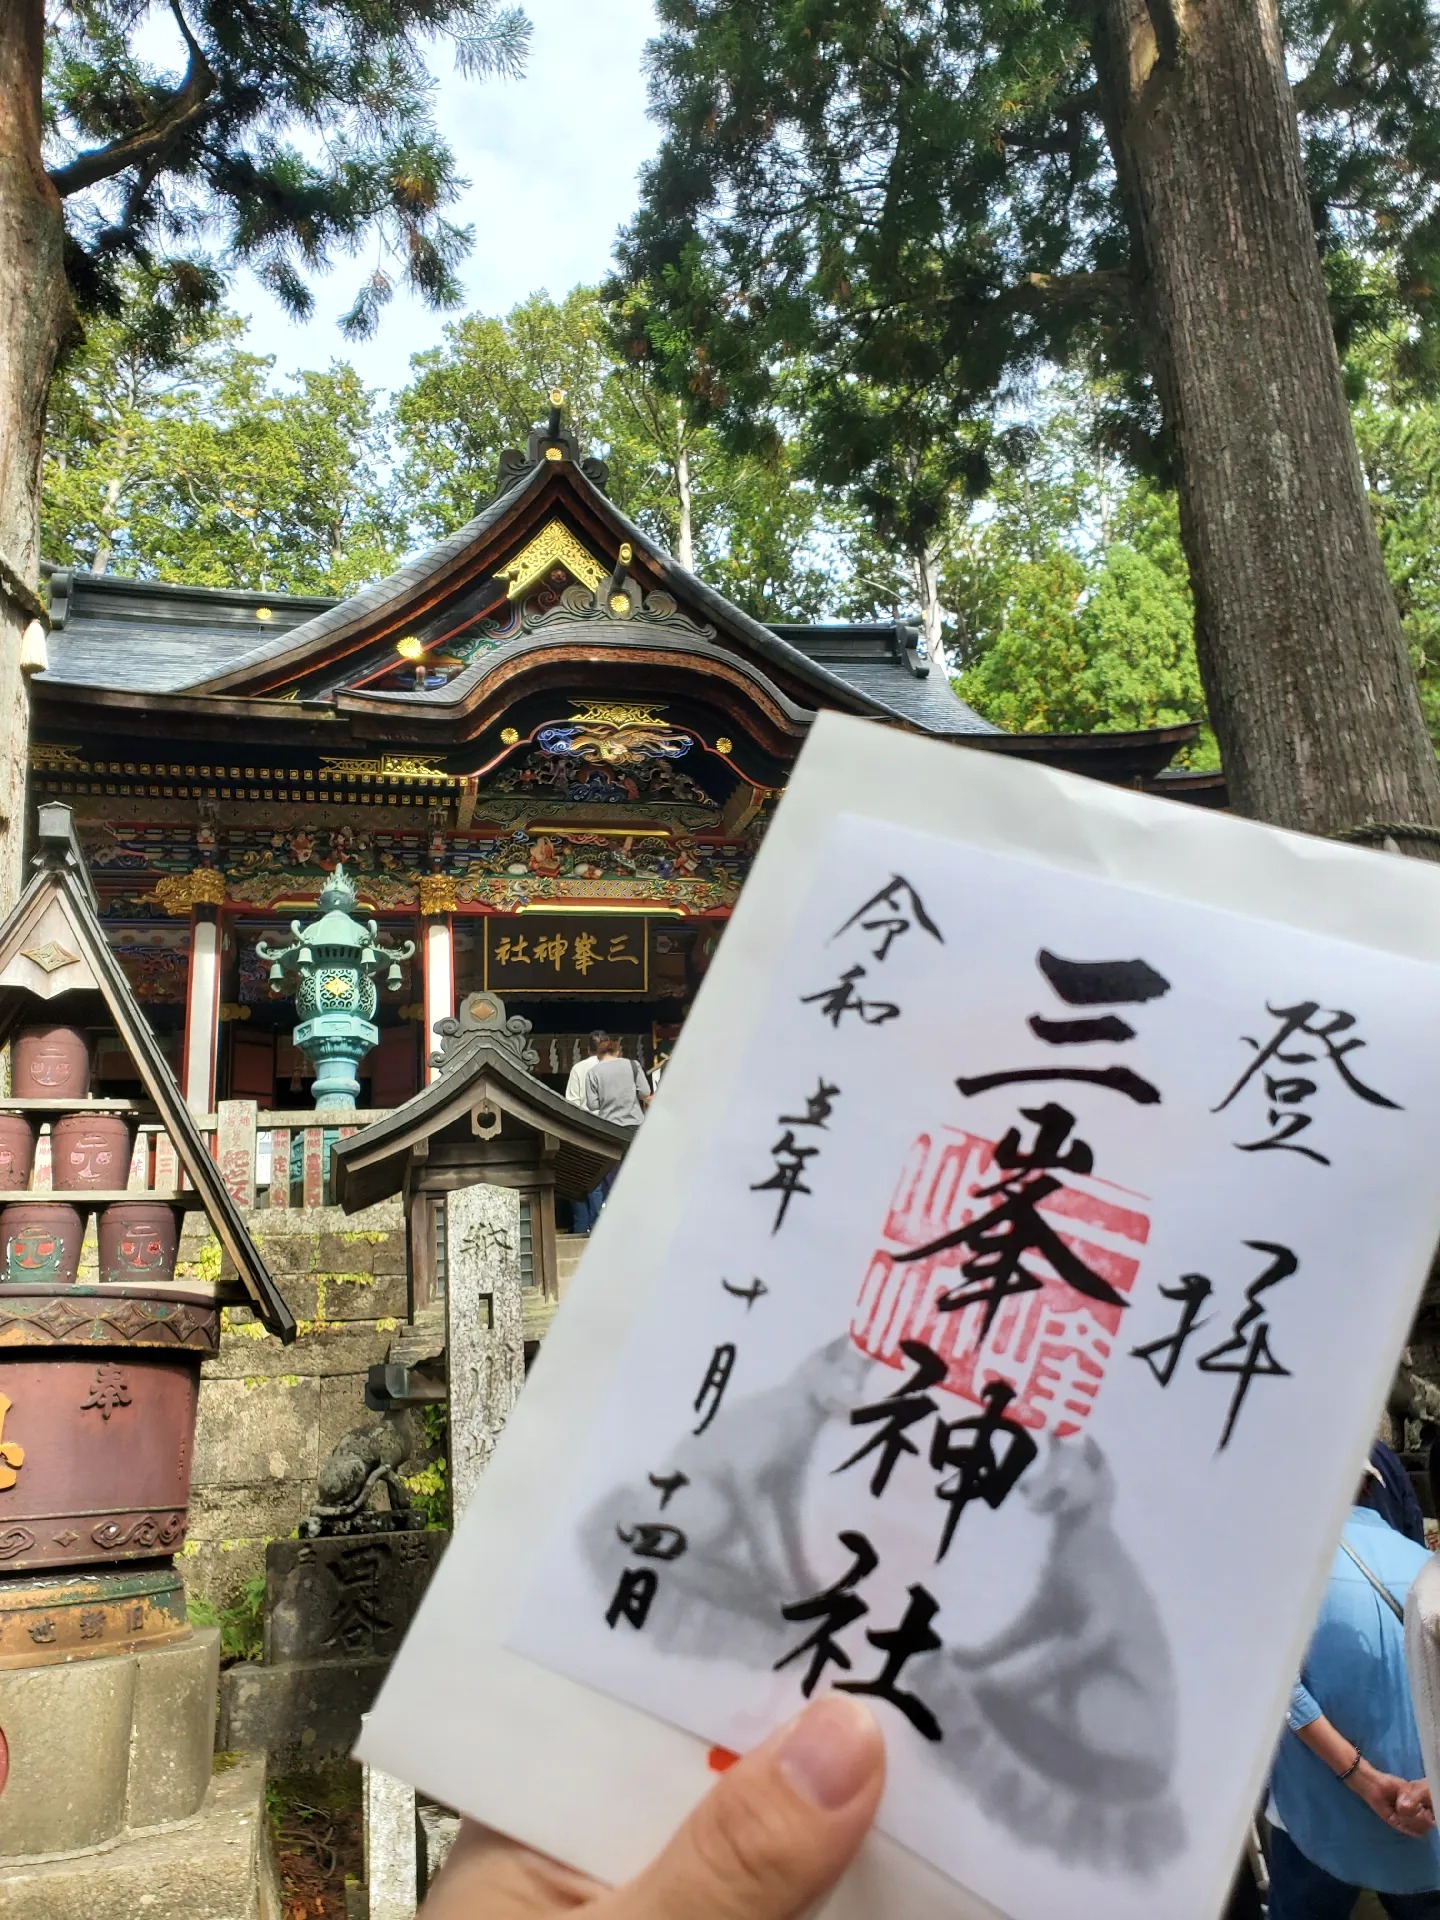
[30,397,1210,1124]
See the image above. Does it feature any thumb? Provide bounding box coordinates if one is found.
[614,1696,885,1920]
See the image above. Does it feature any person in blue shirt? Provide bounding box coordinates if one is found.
[1268,1472,1440,1917]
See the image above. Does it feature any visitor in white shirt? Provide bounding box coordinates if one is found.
[565,1030,607,1109]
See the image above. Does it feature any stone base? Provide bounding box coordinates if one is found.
[0,1751,281,1920]
[0,1627,219,1856]
[219,1655,387,1769]
[0,1563,190,1669]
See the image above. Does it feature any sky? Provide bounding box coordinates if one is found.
[233,0,662,394]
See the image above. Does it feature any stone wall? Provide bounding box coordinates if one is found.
[180,1202,409,1609]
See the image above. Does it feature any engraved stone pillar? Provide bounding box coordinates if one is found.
[215,1098,257,1209]
[444,1181,524,1520]
[364,1764,418,1920]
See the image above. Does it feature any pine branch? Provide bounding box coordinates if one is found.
[47,0,215,201]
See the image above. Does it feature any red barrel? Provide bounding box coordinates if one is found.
[13,1027,90,1099]
[98,1202,178,1285]
[49,1113,135,1191]
[0,1116,36,1190]
[0,1204,85,1285]
[0,1285,219,1573]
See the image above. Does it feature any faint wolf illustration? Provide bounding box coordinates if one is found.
[922,1431,1185,1875]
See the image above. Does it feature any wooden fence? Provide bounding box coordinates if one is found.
[28,1101,394,1212]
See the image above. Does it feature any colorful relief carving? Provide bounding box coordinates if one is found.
[535,718,694,766]
[492,749,715,806]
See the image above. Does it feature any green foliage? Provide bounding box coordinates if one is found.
[614,0,1440,651]
[46,1,530,338]
[188,1572,266,1662]
[43,271,402,591]
[1351,330,1440,741]
[393,288,615,537]
[393,285,836,619]
[945,394,1214,755]
[401,1401,451,1530]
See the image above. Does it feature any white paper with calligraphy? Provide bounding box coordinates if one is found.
[357,714,1440,1920]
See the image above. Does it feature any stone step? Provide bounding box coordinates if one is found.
[387,1306,444,1370]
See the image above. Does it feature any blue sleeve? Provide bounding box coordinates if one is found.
[1288,1679,1322,1732]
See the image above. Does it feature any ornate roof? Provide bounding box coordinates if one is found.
[37,406,998,739]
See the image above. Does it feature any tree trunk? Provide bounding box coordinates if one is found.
[0,2,72,903]
[914,544,946,675]
[675,409,695,573]
[1094,0,1440,841]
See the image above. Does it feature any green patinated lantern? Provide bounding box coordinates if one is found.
[257,865,415,1110]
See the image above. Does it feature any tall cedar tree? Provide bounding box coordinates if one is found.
[620,0,1440,839]
[0,0,526,902]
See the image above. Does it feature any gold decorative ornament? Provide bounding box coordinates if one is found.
[715,737,734,755]
[21,941,78,974]
[397,1002,427,1022]
[217,1003,251,1023]
[255,607,273,621]
[618,542,633,564]
[497,521,607,602]
[567,701,668,730]
[609,593,632,615]
[319,753,452,782]
[544,446,563,461]
[0,1392,25,1493]
[395,636,424,660]
[29,743,85,774]
[418,873,459,916]
[152,869,227,916]
[500,727,520,746]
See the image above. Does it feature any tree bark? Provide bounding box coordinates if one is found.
[0,2,72,903]
[914,544,946,674]
[675,408,695,572]
[1094,0,1440,840]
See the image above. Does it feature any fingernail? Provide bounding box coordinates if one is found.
[777,1695,882,1810]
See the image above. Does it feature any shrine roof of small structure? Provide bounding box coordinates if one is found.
[331,993,633,1215]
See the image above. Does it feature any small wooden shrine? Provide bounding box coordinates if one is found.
[331,988,630,1408]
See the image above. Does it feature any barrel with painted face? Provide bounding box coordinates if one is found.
[98,1201,178,1285]
[12,1026,90,1099]
[0,1203,84,1284]
[0,1114,37,1190]
[49,1112,136,1191]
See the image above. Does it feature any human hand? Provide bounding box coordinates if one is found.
[1351,1762,1436,1838]
[419,1694,886,1920]
[1396,1779,1436,1834]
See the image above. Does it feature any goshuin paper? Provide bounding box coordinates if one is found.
[359,715,1440,1920]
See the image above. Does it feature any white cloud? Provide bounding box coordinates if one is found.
[235,0,661,393]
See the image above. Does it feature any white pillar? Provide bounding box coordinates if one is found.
[364,1764,418,1920]
[444,1181,524,1519]
[423,913,454,1084]
[182,905,221,1113]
